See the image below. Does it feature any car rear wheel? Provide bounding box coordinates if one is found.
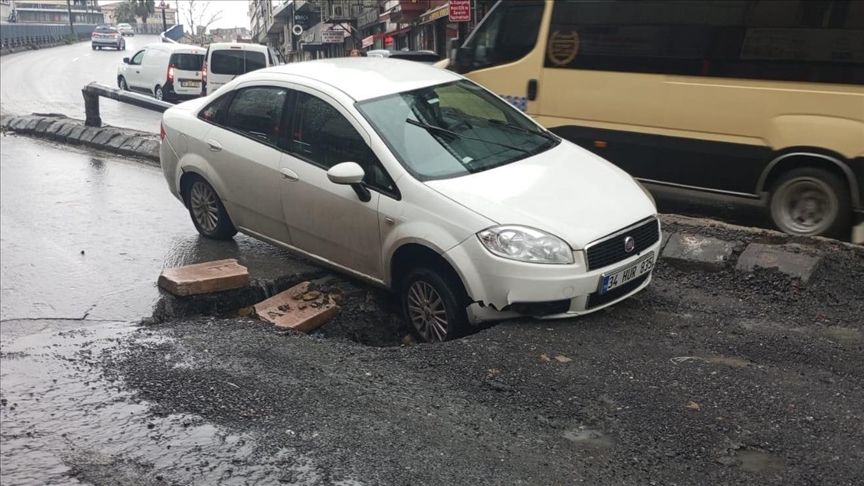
[401,266,469,343]
[769,167,851,239]
[184,177,237,240]
[154,85,164,101]
[118,77,128,91]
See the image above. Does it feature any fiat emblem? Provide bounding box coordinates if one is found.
[624,236,635,253]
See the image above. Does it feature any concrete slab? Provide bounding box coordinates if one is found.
[91,129,119,147]
[254,281,339,333]
[107,134,132,150]
[66,126,86,143]
[55,123,76,141]
[77,127,101,144]
[46,121,68,140]
[736,243,822,284]
[24,117,44,132]
[158,258,250,297]
[35,119,54,133]
[662,233,735,271]
[135,140,160,161]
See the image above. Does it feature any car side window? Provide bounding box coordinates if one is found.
[130,50,145,65]
[223,87,288,146]
[291,92,395,193]
[198,94,231,124]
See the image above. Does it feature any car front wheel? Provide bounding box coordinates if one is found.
[401,266,469,343]
[184,177,237,240]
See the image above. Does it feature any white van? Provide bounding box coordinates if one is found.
[118,43,205,102]
[201,43,283,96]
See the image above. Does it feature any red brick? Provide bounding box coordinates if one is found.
[157,259,249,296]
[254,282,339,333]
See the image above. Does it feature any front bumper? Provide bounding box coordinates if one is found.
[445,227,662,323]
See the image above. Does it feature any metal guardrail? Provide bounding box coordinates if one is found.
[0,23,96,50]
[82,82,172,128]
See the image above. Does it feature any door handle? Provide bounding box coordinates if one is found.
[280,168,299,182]
[206,139,222,152]
[527,79,538,101]
[136,70,140,74]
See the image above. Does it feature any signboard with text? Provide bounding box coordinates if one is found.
[449,0,471,22]
[322,29,345,43]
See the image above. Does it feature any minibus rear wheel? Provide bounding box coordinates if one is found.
[769,167,851,239]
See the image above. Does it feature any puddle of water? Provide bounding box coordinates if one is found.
[0,321,349,485]
[737,448,786,474]
[562,429,615,448]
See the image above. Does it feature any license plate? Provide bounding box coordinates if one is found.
[180,81,200,88]
[599,254,654,294]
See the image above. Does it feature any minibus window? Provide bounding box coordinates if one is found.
[464,0,544,70]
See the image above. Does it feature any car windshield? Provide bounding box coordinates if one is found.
[356,80,557,181]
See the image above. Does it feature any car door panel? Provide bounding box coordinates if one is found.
[125,49,146,90]
[279,90,385,281]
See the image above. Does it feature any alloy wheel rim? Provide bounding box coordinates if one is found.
[773,177,837,235]
[407,281,449,342]
[155,88,163,100]
[190,182,219,233]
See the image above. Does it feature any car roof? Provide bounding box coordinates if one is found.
[146,43,205,54]
[242,58,460,102]
[207,42,268,52]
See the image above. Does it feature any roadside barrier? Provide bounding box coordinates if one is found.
[81,82,172,128]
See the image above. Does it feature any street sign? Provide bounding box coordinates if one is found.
[322,29,344,44]
[449,0,471,22]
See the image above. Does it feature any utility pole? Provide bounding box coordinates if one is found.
[67,0,74,36]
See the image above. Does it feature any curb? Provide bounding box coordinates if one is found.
[0,38,86,57]
[2,114,160,162]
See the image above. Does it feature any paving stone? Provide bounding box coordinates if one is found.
[118,137,145,155]
[254,281,339,333]
[66,126,86,144]
[56,123,76,140]
[46,121,68,140]
[661,233,736,271]
[158,259,250,297]
[91,129,120,147]
[9,117,30,130]
[24,117,44,132]
[135,139,161,160]
[35,119,54,133]
[107,134,132,150]
[736,243,822,284]
[77,127,102,144]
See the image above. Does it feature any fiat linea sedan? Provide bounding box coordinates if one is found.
[159,58,661,342]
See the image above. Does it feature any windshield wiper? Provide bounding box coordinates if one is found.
[486,118,559,143]
[405,118,530,154]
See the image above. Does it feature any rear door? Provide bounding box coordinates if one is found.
[197,83,292,243]
[170,51,204,97]
[208,48,268,93]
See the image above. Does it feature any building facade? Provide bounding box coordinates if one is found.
[209,26,252,44]
[251,0,494,62]
[11,0,104,24]
[101,1,177,28]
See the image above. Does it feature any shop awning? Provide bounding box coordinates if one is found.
[419,4,449,24]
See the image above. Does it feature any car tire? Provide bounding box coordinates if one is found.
[769,167,851,239]
[401,266,470,343]
[183,176,237,240]
[118,76,128,91]
[91,44,96,50]
[154,85,164,101]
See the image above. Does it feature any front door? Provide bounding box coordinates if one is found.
[279,90,389,281]
[125,49,146,90]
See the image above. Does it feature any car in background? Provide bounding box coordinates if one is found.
[366,49,441,64]
[201,43,282,96]
[117,23,134,36]
[91,26,125,51]
[159,59,660,343]
[118,43,204,102]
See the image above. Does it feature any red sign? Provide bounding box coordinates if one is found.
[448,0,471,22]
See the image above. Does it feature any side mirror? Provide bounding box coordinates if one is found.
[123,57,130,64]
[327,162,371,202]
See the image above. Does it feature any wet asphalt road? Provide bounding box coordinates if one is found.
[0,35,164,133]
[0,135,313,322]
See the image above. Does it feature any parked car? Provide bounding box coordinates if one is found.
[159,59,660,342]
[201,43,282,96]
[118,43,205,102]
[366,49,441,64]
[91,26,125,51]
[117,23,134,36]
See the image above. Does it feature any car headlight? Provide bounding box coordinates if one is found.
[477,225,574,264]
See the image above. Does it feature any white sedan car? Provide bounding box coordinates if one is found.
[159,59,661,342]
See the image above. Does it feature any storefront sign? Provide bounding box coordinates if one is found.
[293,11,319,30]
[420,5,449,24]
[449,0,471,22]
[362,35,374,48]
[322,29,345,44]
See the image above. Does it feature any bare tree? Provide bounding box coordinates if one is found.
[180,0,223,45]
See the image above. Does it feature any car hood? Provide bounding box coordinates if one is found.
[424,142,656,249]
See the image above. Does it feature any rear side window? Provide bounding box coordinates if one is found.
[198,94,231,124]
[170,53,204,71]
[224,87,288,146]
[210,50,267,75]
